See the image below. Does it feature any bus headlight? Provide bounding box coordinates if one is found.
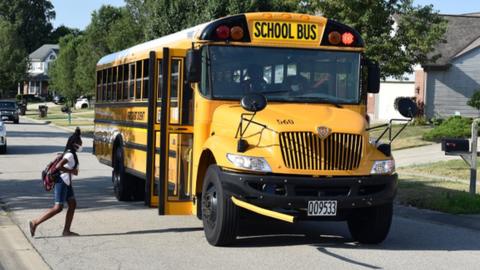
[226,154,272,172]
[370,160,395,175]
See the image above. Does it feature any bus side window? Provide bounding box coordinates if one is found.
[96,70,101,102]
[157,60,163,101]
[102,69,107,101]
[112,66,117,101]
[169,59,181,124]
[123,64,128,100]
[136,60,142,100]
[142,59,149,100]
[129,63,135,99]
[107,68,112,101]
[118,65,123,101]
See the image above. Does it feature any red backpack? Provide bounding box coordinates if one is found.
[41,153,63,191]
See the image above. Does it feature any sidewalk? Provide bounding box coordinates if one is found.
[393,143,458,167]
[0,206,49,270]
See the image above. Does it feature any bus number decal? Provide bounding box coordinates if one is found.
[127,111,145,121]
[277,119,294,125]
[253,21,318,41]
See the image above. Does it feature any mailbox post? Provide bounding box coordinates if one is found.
[442,119,479,195]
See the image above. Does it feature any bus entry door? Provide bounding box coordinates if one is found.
[158,48,194,215]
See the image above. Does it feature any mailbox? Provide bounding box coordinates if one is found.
[441,138,469,153]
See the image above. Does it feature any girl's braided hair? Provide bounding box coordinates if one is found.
[64,127,82,169]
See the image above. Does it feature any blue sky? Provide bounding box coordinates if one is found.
[51,0,480,30]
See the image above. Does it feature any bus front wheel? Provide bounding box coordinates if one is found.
[347,202,393,244]
[113,146,133,201]
[201,165,239,246]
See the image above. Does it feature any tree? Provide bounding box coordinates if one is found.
[48,26,81,44]
[73,5,142,97]
[0,0,55,53]
[0,20,27,98]
[48,35,81,105]
[311,0,447,78]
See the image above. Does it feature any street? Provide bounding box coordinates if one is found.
[1,119,480,270]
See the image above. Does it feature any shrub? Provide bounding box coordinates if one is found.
[423,116,473,141]
[467,90,480,111]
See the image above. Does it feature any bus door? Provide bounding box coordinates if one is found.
[154,48,194,215]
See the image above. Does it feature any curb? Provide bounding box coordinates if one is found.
[0,202,50,270]
[394,203,480,231]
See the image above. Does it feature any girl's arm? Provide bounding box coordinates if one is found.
[56,158,78,175]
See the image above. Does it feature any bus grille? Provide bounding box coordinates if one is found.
[279,132,363,170]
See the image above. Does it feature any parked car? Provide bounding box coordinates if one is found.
[75,97,89,109]
[53,95,65,104]
[0,100,19,124]
[0,121,6,154]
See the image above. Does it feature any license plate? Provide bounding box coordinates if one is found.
[307,200,337,216]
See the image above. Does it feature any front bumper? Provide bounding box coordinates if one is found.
[219,169,397,220]
[0,115,17,121]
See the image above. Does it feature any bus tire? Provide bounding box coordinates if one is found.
[112,146,133,201]
[347,203,393,244]
[201,165,239,246]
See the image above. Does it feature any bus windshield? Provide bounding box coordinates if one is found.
[203,46,361,104]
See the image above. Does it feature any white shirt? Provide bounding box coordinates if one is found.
[60,152,76,186]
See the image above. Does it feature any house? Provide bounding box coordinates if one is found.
[20,44,59,96]
[417,13,480,119]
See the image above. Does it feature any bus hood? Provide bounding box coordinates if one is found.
[211,103,366,139]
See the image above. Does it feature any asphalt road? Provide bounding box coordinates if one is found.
[0,119,479,270]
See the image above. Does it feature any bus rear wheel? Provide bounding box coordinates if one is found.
[113,146,134,201]
[347,203,393,244]
[201,165,239,246]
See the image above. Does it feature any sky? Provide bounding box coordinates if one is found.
[51,0,480,30]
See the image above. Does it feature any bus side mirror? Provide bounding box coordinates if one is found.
[367,60,380,93]
[186,49,201,83]
[395,97,418,118]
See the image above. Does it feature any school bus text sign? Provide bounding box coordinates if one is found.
[252,21,319,42]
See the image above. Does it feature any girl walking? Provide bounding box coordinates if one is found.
[29,127,83,237]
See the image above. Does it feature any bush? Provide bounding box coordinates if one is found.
[467,91,480,111]
[423,116,473,141]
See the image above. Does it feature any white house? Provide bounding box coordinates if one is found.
[21,44,59,96]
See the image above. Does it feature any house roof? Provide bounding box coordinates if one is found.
[29,44,59,62]
[423,14,480,68]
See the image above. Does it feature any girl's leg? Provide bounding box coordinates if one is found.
[30,204,63,236]
[63,198,76,235]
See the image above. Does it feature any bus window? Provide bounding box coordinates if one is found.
[118,65,123,101]
[136,60,142,100]
[169,59,181,124]
[112,66,117,101]
[107,68,112,100]
[96,71,101,102]
[142,59,149,99]
[102,69,107,101]
[157,60,163,101]
[129,63,135,99]
[264,66,272,84]
[123,64,128,100]
[182,80,194,125]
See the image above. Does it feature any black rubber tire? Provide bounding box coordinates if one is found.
[14,119,19,124]
[112,146,134,201]
[0,143,6,154]
[347,203,393,244]
[201,165,239,246]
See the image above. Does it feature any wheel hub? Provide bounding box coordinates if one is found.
[202,185,218,229]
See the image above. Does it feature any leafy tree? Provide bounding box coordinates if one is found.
[74,5,142,97]
[0,20,27,98]
[311,0,447,78]
[48,26,81,44]
[49,35,81,105]
[0,0,55,53]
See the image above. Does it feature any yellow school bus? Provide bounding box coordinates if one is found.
[94,12,415,246]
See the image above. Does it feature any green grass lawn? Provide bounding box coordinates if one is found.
[369,124,434,150]
[397,160,480,214]
[23,104,94,129]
